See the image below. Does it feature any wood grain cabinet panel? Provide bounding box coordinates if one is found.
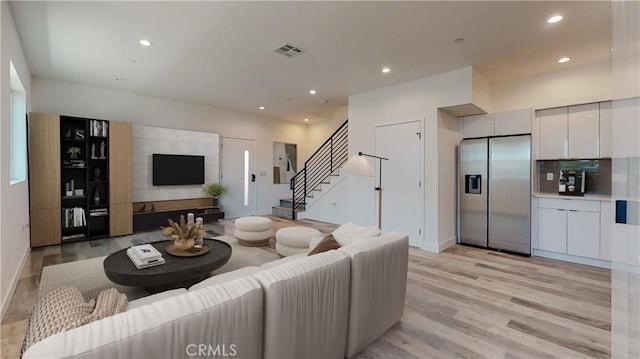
[110,203,133,237]
[30,208,61,247]
[109,121,133,236]
[28,113,61,209]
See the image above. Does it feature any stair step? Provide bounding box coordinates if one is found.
[279,198,306,210]
[271,205,304,219]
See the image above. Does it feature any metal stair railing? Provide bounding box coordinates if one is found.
[290,120,348,219]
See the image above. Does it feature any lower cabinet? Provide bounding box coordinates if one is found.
[567,210,600,258]
[535,198,603,260]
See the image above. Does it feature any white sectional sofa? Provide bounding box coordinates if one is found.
[23,230,409,359]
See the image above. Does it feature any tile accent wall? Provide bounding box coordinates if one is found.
[132,126,220,202]
[537,159,612,195]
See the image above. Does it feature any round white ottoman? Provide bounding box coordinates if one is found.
[275,226,323,256]
[234,216,273,247]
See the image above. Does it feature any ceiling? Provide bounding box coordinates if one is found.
[9,1,612,123]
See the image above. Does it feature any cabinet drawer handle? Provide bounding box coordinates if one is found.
[557,209,565,211]
[568,209,578,212]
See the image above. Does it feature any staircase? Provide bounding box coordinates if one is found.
[271,120,348,219]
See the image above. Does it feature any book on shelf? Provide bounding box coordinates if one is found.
[63,160,86,168]
[89,208,109,217]
[63,207,86,228]
[90,120,109,137]
[62,233,85,241]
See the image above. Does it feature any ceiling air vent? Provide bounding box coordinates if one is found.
[273,43,306,58]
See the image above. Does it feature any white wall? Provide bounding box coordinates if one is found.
[491,61,612,112]
[306,105,348,152]
[132,126,220,202]
[31,78,309,216]
[437,109,459,251]
[348,67,475,251]
[1,2,32,317]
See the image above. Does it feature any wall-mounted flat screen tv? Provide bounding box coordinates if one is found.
[153,154,205,186]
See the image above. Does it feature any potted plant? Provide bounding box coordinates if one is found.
[67,146,82,159]
[203,183,227,206]
[162,215,205,251]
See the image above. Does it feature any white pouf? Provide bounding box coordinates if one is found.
[275,226,323,256]
[234,216,273,247]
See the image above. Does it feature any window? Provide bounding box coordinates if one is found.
[10,61,27,185]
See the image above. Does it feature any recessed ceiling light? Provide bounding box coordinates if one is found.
[309,89,317,95]
[547,15,563,24]
[558,57,571,63]
[139,39,153,47]
[115,77,126,82]
[259,106,265,110]
[304,118,309,122]
[381,67,391,73]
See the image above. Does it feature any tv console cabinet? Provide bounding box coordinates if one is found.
[133,198,225,232]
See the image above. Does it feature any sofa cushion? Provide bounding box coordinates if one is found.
[23,277,264,359]
[188,266,261,291]
[127,288,187,310]
[254,250,350,359]
[332,222,381,246]
[260,253,306,270]
[308,234,341,255]
[339,232,409,358]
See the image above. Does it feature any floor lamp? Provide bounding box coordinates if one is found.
[341,152,389,229]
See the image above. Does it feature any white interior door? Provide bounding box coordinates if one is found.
[221,137,256,218]
[375,121,423,247]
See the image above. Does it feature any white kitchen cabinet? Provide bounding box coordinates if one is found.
[462,113,494,139]
[567,210,600,258]
[611,97,640,158]
[494,109,532,136]
[600,201,612,261]
[537,207,567,253]
[538,107,568,159]
[536,198,602,260]
[568,103,600,158]
[599,101,612,158]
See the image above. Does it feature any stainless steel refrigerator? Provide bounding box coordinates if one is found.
[459,135,531,255]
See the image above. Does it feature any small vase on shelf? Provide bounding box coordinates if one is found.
[93,188,100,205]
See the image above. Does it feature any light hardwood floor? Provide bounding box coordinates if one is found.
[1,216,611,359]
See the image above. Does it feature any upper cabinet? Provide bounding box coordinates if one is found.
[537,101,611,159]
[611,97,640,158]
[568,103,599,158]
[461,113,494,138]
[494,108,531,136]
[461,109,531,139]
[538,107,568,159]
[599,101,612,158]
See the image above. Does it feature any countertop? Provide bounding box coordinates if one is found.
[533,192,612,201]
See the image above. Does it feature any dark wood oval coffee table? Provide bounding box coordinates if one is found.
[104,239,232,291]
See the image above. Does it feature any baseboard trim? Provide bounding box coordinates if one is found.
[532,249,611,269]
[1,243,30,319]
[438,236,457,253]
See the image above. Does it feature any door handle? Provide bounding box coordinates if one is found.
[251,174,256,182]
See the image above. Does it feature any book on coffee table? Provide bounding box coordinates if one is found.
[126,248,166,269]
[129,244,162,261]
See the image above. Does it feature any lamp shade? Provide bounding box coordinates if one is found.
[341,154,374,177]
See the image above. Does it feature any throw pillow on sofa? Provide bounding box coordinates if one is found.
[22,286,127,352]
[308,234,341,255]
[331,222,381,246]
